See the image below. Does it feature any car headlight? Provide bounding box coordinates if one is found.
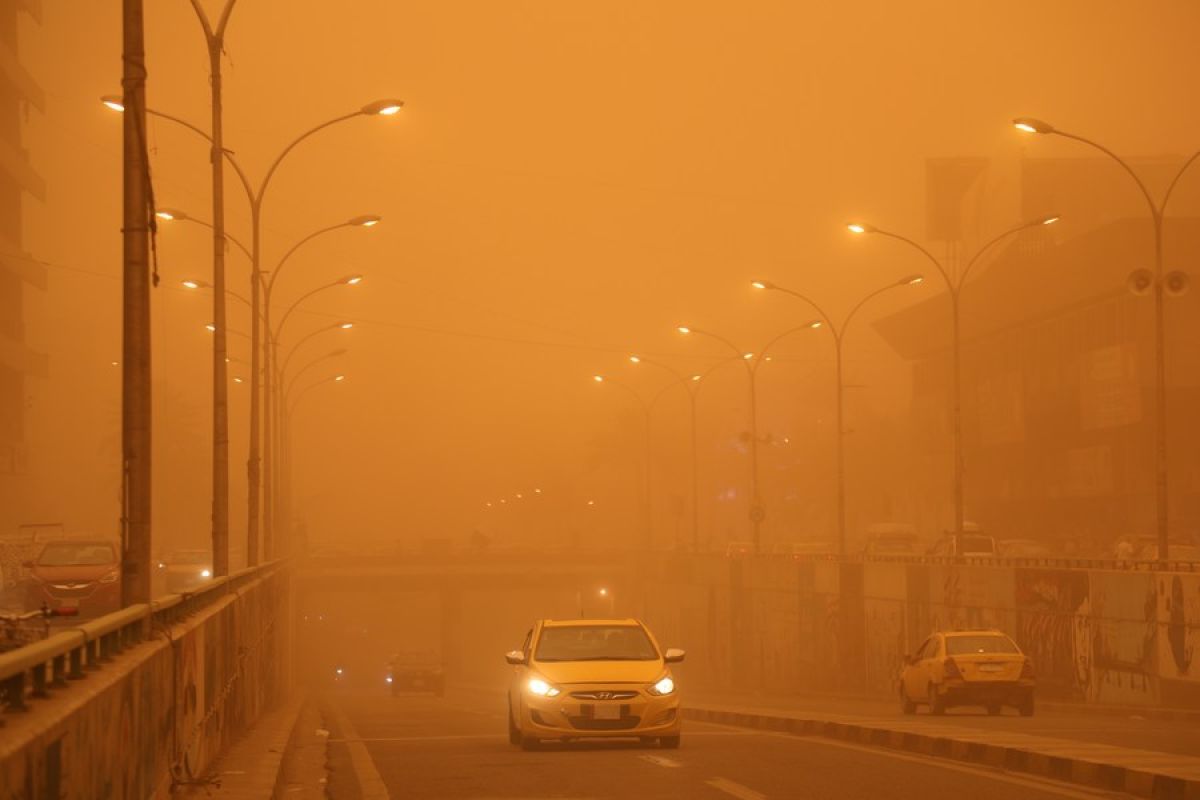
[646,675,675,696]
[526,677,561,697]
[99,569,120,584]
[386,675,393,684]
[200,569,212,578]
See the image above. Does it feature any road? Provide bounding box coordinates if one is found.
[322,688,1138,799]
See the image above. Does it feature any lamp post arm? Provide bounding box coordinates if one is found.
[632,356,693,394]
[285,353,342,399]
[840,281,905,337]
[1052,129,1160,219]
[874,229,953,290]
[175,214,253,261]
[256,112,361,211]
[267,222,348,294]
[768,286,835,331]
[280,324,342,379]
[688,328,750,375]
[273,279,343,342]
[287,374,340,419]
[756,323,824,368]
[144,105,255,208]
[960,219,1048,287]
[1162,149,1200,213]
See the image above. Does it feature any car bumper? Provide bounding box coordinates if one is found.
[519,690,681,740]
[27,583,120,618]
[939,679,1034,706]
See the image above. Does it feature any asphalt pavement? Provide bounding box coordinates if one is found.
[322,687,1141,799]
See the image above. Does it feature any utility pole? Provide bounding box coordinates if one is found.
[121,0,152,606]
[187,0,237,577]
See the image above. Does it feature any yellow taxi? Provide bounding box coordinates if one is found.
[899,629,1035,716]
[505,618,685,750]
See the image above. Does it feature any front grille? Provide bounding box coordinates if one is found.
[568,715,641,730]
[570,691,638,701]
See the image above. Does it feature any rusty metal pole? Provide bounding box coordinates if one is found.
[120,0,152,606]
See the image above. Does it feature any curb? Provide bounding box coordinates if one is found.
[685,706,1200,800]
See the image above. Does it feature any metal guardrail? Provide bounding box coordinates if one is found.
[0,560,284,722]
[738,552,1200,572]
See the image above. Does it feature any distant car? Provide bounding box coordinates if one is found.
[769,542,829,559]
[158,549,213,594]
[387,650,446,696]
[928,532,997,558]
[24,539,121,618]
[724,541,755,557]
[506,618,685,750]
[863,524,920,556]
[997,539,1053,558]
[899,629,1034,717]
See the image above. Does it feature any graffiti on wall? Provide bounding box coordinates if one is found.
[1158,574,1199,681]
[1014,568,1091,699]
[1088,572,1156,704]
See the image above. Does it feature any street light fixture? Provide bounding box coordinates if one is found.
[848,214,1059,552]
[752,275,925,555]
[676,324,823,553]
[1014,116,1199,562]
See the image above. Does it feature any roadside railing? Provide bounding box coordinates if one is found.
[0,560,284,722]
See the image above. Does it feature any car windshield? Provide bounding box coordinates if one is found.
[534,625,659,662]
[961,535,995,553]
[945,635,1019,655]
[37,542,115,566]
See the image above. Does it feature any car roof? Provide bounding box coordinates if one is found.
[541,618,642,628]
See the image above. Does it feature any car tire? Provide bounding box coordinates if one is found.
[928,683,946,716]
[660,735,681,749]
[986,704,1001,716]
[1019,695,1035,717]
[507,704,523,746]
[899,684,917,715]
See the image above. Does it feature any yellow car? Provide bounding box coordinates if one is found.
[899,629,1035,716]
[505,618,685,750]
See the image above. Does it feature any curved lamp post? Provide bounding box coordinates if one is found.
[752,275,924,555]
[1015,117,1200,562]
[675,324,822,553]
[847,215,1057,553]
[103,94,400,563]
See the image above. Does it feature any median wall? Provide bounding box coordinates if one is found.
[0,563,290,799]
[639,555,1200,708]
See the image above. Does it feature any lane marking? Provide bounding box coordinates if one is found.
[706,777,767,800]
[743,728,1121,800]
[329,734,507,743]
[325,702,392,800]
[638,754,682,768]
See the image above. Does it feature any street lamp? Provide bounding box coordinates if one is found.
[676,324,822,553]
[103,94,401,564]
[592,374,654,550]
[753,275,924,555]
[848,214,1058,553]
[1014,116,1199,563]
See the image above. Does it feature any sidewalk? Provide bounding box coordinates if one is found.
[174,694,325,799]
[686,696,1200,799]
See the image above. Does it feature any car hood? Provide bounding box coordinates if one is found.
[531,659,665,685]
[32,564,116,582]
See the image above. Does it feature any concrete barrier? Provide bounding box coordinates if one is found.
[0,562,290,799]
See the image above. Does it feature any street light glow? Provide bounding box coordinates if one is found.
[361,99,405,116]
[676,326,691,334]
[155,209,180,221]
[100,95,124,112]
[205,324,217,332]
[847,223,873,234]
[593,375,604,383]
[181,280,200,290]
[1013,117,1054,134]
[808,320,823,329]
[232,376,244,384]
[900,274,924,285]
[334,374,346,382]
[342,274,364,285]
[348,215,382,227]
[1042,215,1061,225]
[629,355,641,363]
[751,280,771,290]
[339,322,355,330]
[690,374,701,382]
[742,352,754,360]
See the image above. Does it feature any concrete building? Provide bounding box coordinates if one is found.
[0,0,46,533]
[875,156,1200,553]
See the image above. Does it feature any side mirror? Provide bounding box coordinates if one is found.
[664,648,686,664]
[504,650,527,666]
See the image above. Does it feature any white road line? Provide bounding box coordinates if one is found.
[325,703,392,800]
[329,733,506,743]
[706,777,767,800]
[637,754,682,768]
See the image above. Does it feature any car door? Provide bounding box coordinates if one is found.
[510,627,534,716]
[920,636,943,690]
[903,637,933,697]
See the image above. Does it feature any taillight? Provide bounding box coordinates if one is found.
[1021,659,1034,679]
[943,658,963,679]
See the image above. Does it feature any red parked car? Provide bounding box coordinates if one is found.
[25,539,121,617]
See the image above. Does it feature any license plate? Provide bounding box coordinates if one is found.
[978,664,1005,673]
[594,705,621,720]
